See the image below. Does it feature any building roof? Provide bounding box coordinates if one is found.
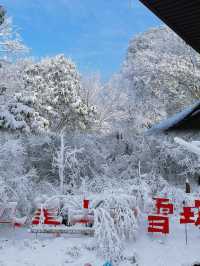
[148,101,200,134]
[139,0,200,54]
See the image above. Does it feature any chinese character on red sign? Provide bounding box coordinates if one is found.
[148,215,169,234]
[180,207,195,224]
[179,201,200,226]
[154,198,174,215]
[147,198,200,235]
[147,198,173,234]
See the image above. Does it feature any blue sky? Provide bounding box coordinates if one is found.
[2,0,161,80]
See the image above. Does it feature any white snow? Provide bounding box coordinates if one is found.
[1,215,200,266]
[133,215,200,266]
[147,101,200,133]
[0,227,103,266]
[174,137,200,157]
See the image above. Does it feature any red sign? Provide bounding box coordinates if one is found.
[180,207,195,224]
[154,198,174,215]
[147,198,200,234]
[147,198,173,234]
[148,215,169,234]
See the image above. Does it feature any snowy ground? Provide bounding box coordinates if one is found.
[0,226,103,266]
[133,216,200,266]
[1,217,200,266]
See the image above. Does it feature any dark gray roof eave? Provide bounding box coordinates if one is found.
[146,100,200,135]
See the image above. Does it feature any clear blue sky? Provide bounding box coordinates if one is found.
[2,0,161,80]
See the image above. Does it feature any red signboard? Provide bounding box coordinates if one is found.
[147,198,200,234]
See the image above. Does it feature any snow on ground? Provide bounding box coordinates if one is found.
[1,216,200,266]
[0,227,104,266]
[133,215,200,266]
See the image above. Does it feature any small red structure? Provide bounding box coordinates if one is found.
[13,216,27,227]
[83,199,89,209]
[30,198,95,235]
[32,208,62,225]
[69,199,94,225]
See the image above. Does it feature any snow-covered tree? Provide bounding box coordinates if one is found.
[22,55,96,132]
[0,91,49,133]
[0,134,39,214]
[81,73,128,132]
[118,27,200,130]
[0,8,28,59]
[53,133,84,193]
[0,60,24,97]
[174,137,200,157]
[80,73,103,109]
[0,55,97,134]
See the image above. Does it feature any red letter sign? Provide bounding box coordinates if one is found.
[148,215,169,234]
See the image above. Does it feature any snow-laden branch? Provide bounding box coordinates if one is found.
[174,137,200,157]
[0,16,28,58]
[53,133,85,194]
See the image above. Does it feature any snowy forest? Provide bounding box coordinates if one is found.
[1,4,200,266]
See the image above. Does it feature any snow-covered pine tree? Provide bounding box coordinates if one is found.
[0,55,97,134]
[0,91,49,133]
[22,54,96,132]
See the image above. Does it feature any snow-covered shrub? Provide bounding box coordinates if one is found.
[94,207,123,264]
[110,203,138,240]
[0,134,60,215]
[0,135,39,214]
[0,136,26,180]
[127,179,153,212]
[92,192,140,264]
[10,169,39,215]
[141,171,168,195]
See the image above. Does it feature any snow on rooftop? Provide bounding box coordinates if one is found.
[147,100,200,134]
